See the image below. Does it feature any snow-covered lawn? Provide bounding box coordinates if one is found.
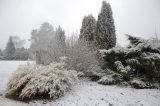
[0,61,160,106]
[0,61,28,94]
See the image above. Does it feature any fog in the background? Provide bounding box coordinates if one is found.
[0,0,160,49]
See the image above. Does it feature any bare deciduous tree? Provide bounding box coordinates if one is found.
[65,33,99,71]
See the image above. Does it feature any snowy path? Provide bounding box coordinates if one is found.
[0,61,160,106]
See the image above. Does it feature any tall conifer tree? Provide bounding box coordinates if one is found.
[96,1,116,49]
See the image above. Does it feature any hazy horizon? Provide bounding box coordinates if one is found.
[0,0,160,49]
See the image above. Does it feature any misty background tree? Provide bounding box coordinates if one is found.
[4,36,16,60]
[29,22,55,61]
[11,36,26,49]
[30,22,54,52]
[0,49,2,56]
[13,47,29,60]
[0,49,4,60]
[47,26,66,62]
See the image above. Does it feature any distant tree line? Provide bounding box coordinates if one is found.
[0,36,29,60]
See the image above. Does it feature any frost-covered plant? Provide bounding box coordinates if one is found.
[114,61,126,73]
[7,64,35,97]
[101,47,127,67]
[130,78,155,89]
[139,52,160,79]
[126,59,140,68]
[98,75,116,85]
[114,61,131,81]
[86,65,106,81]
[6,59,78,101]
[100,35,160,86]
[126,34,145,47]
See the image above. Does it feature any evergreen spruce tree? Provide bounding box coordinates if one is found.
[5,36,16,60]
[79,14,96,44]
[96,1,116,49]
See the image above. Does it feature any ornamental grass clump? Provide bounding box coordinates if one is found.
[6,59,78,101]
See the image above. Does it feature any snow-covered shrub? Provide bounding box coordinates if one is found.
[126,34,145,47]
[139,52,160,80]
[125,66,131,72]
[130,78,155,89]
[6,60,78,101]
[100,35,160,87]
[86,65,106,81]
[77,72,85,78]
[114,61,125,73]
[114,61,131,81]
[97,68,122,85]
[126,42,160,59]
[100,47,127,70]
[98,75,116,85]
[126,59,140,68]
[6,64,35,98]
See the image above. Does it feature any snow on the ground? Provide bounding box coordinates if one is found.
[0,61,160,106]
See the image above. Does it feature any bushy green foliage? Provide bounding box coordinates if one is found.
[126,34,145,47]
[100,35,160,88]
[114,61,131,81]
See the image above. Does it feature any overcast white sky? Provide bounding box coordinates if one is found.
[0,0,160,49]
